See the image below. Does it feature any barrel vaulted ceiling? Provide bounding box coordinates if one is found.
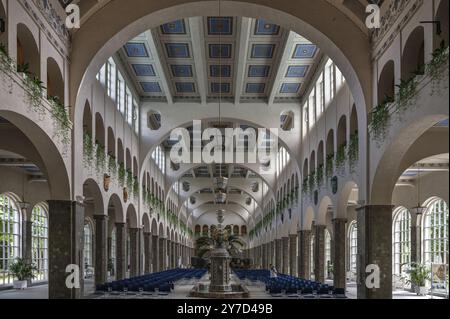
[117,17,322,104]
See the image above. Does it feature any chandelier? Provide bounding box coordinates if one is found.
[217,209,225,224]
[215,191,227,204]
[213,176,228,190]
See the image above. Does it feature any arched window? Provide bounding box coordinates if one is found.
[325,229,332,279]
[423,198,448,292]
[83,223,93,268]
[31,205,48,282]
[392,207,411,277]
[348,221,358,277]
[310,234,315,280]
[0,194,21,286]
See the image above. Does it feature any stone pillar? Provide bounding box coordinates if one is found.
[269,241,275,267]
[144,232,152,274]
[21,220,33,262]
[357,205,393,299]
[261,243,267,269]
[289,234,298,276]
[128,228,140,277]
[48,201,84,299]
[159,238,167,270]
[94,215,108,286]
[282,237,289,274]
[314,225,326,283]
[115,223,127,280]
[152,235,159,272]
[410,225,419,264]
[275,239,282,271]
[332,218,347,290]
[298,230,311,279]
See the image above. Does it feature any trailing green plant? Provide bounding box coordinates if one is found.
[396,76,418,111]
[308,171,316,192]
[95,143,106,172]
[326,153,334,179]
[0,43,15,74]
[316,164,324,188]
[347,132,359,173]
[9,258,37,281]
[83,132,94,167]
[126,169,134,191]
[335,143,347,170]
[302,177,309,195]
[23,74,45,111]
[369,98,393,142]
[425,42,449,90]
[118,162,126,187]
[48,95,70,144]
[107,154,117,177]
[133,179,139,198]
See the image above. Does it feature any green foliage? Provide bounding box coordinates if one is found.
[316,164,324,188]
[426,42,449,91]
[0,43,14,74]
[369,99,392,142]
[133,179,139,198]
[407,263,430,287]
[118,162,126,187]
[23,74,45,111]
[48,95,70,145]
[107,259,115,273]
[302,177,309,195]
[126,169,134,191]
[335,144,347,170]
[9,258,37,281]
[107,154,117,178]
[347,132,359,173]
[326,153,334,179]
[396,77,417,111]
[83,132,94,167]
[95,143,106,172]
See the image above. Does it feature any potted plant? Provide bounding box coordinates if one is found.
[9,258,37,289]
[407,262,430,296]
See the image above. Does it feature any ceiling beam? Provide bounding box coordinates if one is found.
[233,17,251,105]
[268,31,295,105]
[188,17,208,105]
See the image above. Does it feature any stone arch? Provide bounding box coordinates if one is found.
[159,222,164,237]
[142,212,151,233]
[46,57,64,101]
[126,148,132,171]
[336,181,358,219]
[435,0,449,49]
[350,104,358,136]
[0,111,70,200]
[402,26,425,81]
[83,178,105,216]
[326,129,334,155]
[82,101,92,136]
[378,60,395,104]
[302,206,315,230]
[151,218,158,234]
[95,113,105,147]
[316,196,332,225]
[126,204,138,228]
[16,23,40,79]
[310,150,316,173]
[317,140,324,167]
[107,193,123,223]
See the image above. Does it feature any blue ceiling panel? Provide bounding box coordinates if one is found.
[211,82,231,94]
[132,64,156,77]
[209,44,232,59]
[208,17,233,35]
[210,65,231,77]
[293,44,317,59]
[251,44,275,59]
[140,82,162,93]
[171,65,193,77]
[175,82,196,93]
[254,19,280,35]
[160,20,186,34]
[280,83,301,93]
[246,83,266,94]
[165,43,190,58]
[248,65,270,77]
[124,43,149,57]
[286,65,308,78]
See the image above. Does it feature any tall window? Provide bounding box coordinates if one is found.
[392,207,411,277]
[310,234,315,280]
[325,229,332,279]
[106,58,116,101]
[31,205,48,282]
[83,223,93,268]
[423,198,448,291]
[348,221,358,277]
[0,194,21,286]
[152,146,165,174]
[110,228,116,274]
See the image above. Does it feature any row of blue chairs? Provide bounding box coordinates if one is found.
[96,268,207,293]
[234,269,346,297]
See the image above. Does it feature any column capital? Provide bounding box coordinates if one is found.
[356,204,395,212]
[332,217,347,223]
[93,214,108,221]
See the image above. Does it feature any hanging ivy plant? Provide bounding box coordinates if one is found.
[308,171,316,192]
[335,144,347,171]
[396,76,418,111]
[326,153,334,180]
[108,154,117,178]
[95,143,106,172]
[316,164,324,188]
[24,74,45,112]
[302,177,309,195]
[348,132,359,173]
[0,43,15,75]
[83,132,94,167]
[426,42,449,93]
[48,95,70,145]
[118,163,126,187]
[369,99,392,142]
[126,170,134,193]
[133,179,139,198]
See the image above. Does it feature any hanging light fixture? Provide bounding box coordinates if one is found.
[217,209,225,224]
[19,162,30,211]
[410,163,427,215]
[215,191,227,204]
